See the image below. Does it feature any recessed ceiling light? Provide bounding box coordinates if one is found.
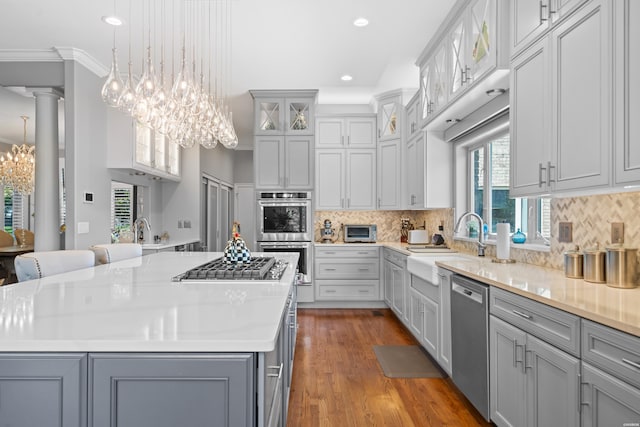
[341,75,353,81]
[102,15,123,26]
[353,17,369,27]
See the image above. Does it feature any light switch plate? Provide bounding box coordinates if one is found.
[559,222,572,243]
[611,222,624,244]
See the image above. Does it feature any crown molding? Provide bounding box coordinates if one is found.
[54,47,109,77]
[0,48,108,78]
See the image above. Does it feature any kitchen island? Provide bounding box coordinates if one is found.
[0,251,298,427]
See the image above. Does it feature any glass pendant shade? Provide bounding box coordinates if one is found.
[101,48,125,107]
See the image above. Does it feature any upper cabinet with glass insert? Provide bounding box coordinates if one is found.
[251,90,317,136]
[107,109,181,181]
[376,89,416,143]
[416,0,509,131]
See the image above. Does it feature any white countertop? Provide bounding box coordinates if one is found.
[431,256,640,337]
[0,252,297,353]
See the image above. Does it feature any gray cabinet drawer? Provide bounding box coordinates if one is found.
[582,319,640,390]
[316,280,379,300]
[383,248,407,266]
[315,259,379,279]
[490,287,580,357]
[410,274,439,302]
[316,246,379,258]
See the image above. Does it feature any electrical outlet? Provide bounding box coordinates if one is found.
[611,222,624,244]
[559,222,573,243]
[178,220,183,229]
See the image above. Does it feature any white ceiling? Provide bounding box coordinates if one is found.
[0,0,455,150]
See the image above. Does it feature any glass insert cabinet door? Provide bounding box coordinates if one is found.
[254,97,314,135]
[256,98,283,133]
[379,100,399,140]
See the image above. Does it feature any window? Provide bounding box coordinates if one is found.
[3,187,25,234]
[468,133,550,244]
[451,105,550,246]
[111,182,134,233]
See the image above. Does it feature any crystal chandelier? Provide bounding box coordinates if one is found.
[0,116,36,195]
[101,0,238,150]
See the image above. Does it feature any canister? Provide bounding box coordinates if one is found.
[583,244,606,283]
[605,245,638,289]
[563,246,583,278]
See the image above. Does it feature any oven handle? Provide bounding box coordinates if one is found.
[259,242,311,249]
[258,201,311,208]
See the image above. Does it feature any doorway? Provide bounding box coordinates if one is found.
[201,176,234,252]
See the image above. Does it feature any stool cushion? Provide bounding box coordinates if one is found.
[15,250,96,282]
[90,243,143,265]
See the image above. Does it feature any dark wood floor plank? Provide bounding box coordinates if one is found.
[287,308,493,427]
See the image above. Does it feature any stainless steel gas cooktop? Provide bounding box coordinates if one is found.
[172,256,289,282]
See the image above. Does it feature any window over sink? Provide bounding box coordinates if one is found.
[453,107,550,246]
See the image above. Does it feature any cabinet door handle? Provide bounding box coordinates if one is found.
[358,268,370,272]
[358,290,369,293]
[324,251,336,254]
[347,198,350,208]
[512,309,532,320]
[622,358,640,370]
[356,251,370,255]
[539,163,547,187]
[341,198,344,208]
[325,289,337,293]
[464,65,471,83]
[515,343,526,373]
[325,268,337,271]
[267,363,283,378]
[347,135,350,146]
[540,1,548,23]
[547,161,556,184]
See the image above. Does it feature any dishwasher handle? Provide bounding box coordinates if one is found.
[452,283,484,304]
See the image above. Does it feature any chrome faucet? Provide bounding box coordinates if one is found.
[454,212,486,257]
[134,217,151,244]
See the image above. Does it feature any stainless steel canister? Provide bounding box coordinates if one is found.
[564,246,583,278]
[583,244,606,283]
[605,245,638,289]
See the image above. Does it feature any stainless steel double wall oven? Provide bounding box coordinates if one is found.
[256,191,313,285]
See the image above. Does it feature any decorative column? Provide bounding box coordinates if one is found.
[33,89,62,251]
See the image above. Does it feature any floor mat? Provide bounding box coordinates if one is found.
[373,345,446,378]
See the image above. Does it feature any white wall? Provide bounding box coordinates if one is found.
[63,60,113,249]
[233,150,253,184]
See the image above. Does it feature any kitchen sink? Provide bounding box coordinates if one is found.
[406,247,456,253]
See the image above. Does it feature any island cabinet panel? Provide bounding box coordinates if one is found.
[88,353,255,427]
[0,353,87,427]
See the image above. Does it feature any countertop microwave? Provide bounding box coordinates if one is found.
[343,224,377,243]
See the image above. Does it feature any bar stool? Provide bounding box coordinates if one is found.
[90,243,143,265]
[14,250,96,282]
[0,230,15,247]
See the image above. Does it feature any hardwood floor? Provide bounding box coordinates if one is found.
[286,309,493,427]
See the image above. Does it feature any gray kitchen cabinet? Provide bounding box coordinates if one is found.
[405,130,452,209]
[581,362,640,427]
[376,90,413,143]
[614,0,640,186]
[314,246,381,301]
[490,315,580,427]
[315,149,376,210]
[419,41,447,123]
[490,287,581,427]
[378,139,403,210]
[510,0,612,197]
[316,115,376,149]
[107,109,181,181]
[580,319,640,427]
[409,274,440,359]
[510,0,590,58]
[251,90,317,136]
[89,353,255,427]
[382,248,408,319]
[254,135,313,190]
[0,353,87,427]
[405,92,420,139]
[437,268,453,375]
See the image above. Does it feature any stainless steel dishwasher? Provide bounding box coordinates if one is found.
[451,274,490,421]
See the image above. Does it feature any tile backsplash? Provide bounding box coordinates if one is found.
[316,190,640,272]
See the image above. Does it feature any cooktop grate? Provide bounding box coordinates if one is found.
[172,257,287,282]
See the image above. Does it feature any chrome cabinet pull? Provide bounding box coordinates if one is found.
[540,1,548,22]
[512,309,532,320]
[325,289,336,293]
[539,162,547,187]
[267,364,282,378]
[548,161,556,184]
[341,136,344,146]
[325,268,336,271]
[515,342,525,373]
[524,349,533,371]
[622,358,640,370]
